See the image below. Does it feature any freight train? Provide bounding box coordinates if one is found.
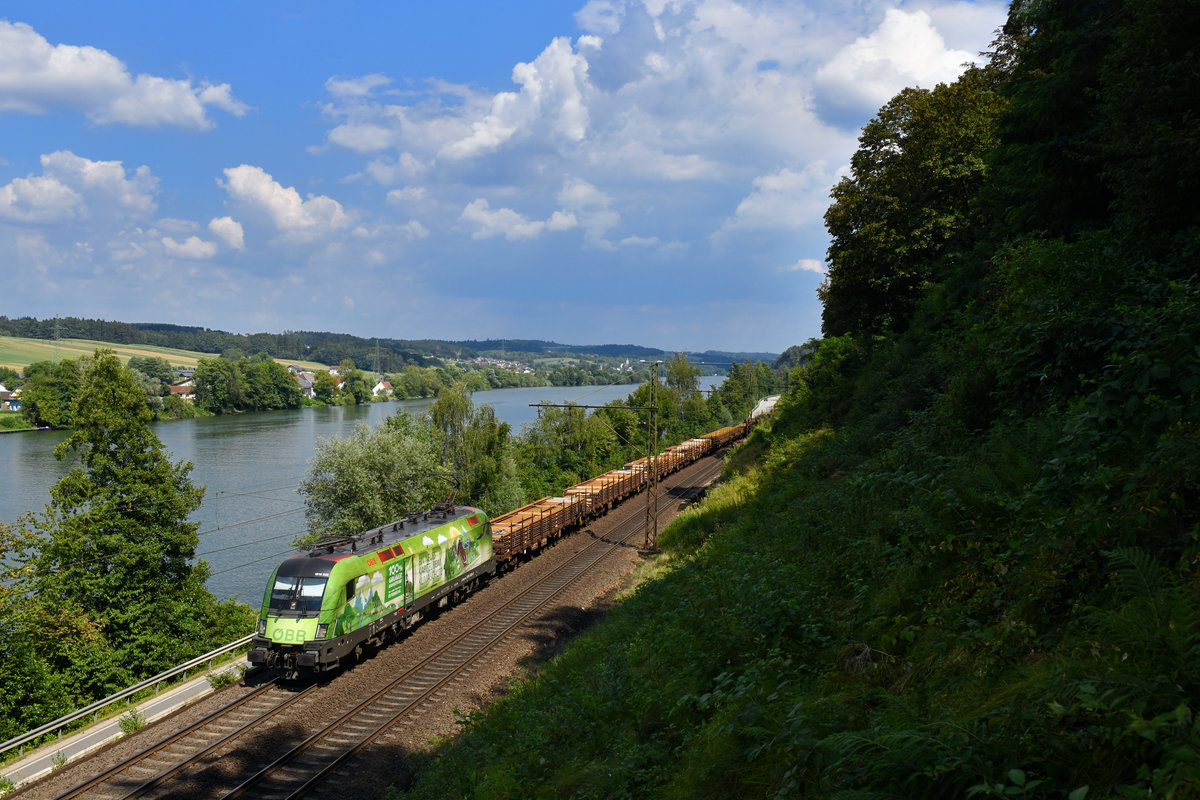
[248,420,756,678]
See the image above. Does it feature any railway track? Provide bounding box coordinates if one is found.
[44,453,726,800]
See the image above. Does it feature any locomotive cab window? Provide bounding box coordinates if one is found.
[269,576,326,616]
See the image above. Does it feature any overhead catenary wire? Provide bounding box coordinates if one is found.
[1,527,314,591]
[206,546,307,578]
[1,507,316,585]
[196,527,313,559]
[196,506,306,537]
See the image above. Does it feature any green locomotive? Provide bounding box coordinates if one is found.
[248,504,493,677]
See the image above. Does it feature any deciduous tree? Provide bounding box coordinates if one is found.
[20,358,83,428]
[29,351,250,679]
[298,413,447,544]
[822,67,1006,336]
[430,383,523,514]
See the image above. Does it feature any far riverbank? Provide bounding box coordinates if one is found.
[1,379,722,602]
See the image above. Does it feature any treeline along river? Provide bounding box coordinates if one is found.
[0,380,721,604]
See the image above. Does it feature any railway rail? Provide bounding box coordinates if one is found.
[37,451,727,800]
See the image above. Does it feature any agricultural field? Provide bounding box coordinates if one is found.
[0,336,328,373]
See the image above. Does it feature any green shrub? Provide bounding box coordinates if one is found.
[118,708,146,734]
[206,667,242,690]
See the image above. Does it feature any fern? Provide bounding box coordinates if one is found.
[1092,547,1200,695]
[1106,547,1166,611]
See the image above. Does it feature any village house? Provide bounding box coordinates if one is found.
[296,372,316,399]
[169,378,195,401]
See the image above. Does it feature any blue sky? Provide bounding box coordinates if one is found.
[0,0,1007,354]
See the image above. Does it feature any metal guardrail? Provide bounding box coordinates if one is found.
[0,634,254,760]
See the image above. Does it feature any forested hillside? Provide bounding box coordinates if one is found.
[394,1,1200,797]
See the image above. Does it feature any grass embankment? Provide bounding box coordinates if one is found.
[0,411,35,431]
[394,329,1198,796]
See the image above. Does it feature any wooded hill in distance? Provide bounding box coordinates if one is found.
[0,317,777,374]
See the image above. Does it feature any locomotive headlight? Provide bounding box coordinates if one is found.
[257,619,267,635]
[315,623,329,639]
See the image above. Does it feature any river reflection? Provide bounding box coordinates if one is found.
[0,379,721,602]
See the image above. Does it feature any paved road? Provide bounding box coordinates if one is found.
[1,661,247,791]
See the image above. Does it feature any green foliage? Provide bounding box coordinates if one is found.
[342,367,374,404]
[19,358,82,427]
[0,411,34,431]
[193,356,301,413]
[514,402,628,498]
[664,351,702,396]
[127,355,175,386]
[22,350,252,693]
[36,352,205,612]
[206,668,241,690]
[193,357,245,413]
[161,393,196,420]
[297,413,447,544]
[118,707,146,734]
[707,359,780,424]
[983,0,1118,242]
[776,336,866,429]
[313,370,340,403]
[129,367,165,415]
[429,383,524,515]
[822,67,1006,336]
[1098,0,1200,254]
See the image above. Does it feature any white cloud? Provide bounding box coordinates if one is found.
[0,2,1005,353]
[0,175,82,223]
[439,37,590,160]
[156,217,198,235]
[366,153,425,185]
[162,235,218,259]
[813,9,981,125]
[400,220,430,239]
[220,165,350,238]
[547,211,578,232]
[327,123,399,154]
[558,177,618,247]
[723,163,836,233]
[209,216,245,250]
[0,20,246,129]
[40,150,157,215]
[916,1,1008,52]
[575,1,625,35]
[386,186,428,205]
[460,198,577,241]
[785,258,825,274]
[0,150,157,224]
[326,73,392,98]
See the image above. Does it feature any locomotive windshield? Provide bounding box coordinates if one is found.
[269,576,327,616]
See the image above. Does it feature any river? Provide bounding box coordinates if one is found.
[0,379,721,603]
